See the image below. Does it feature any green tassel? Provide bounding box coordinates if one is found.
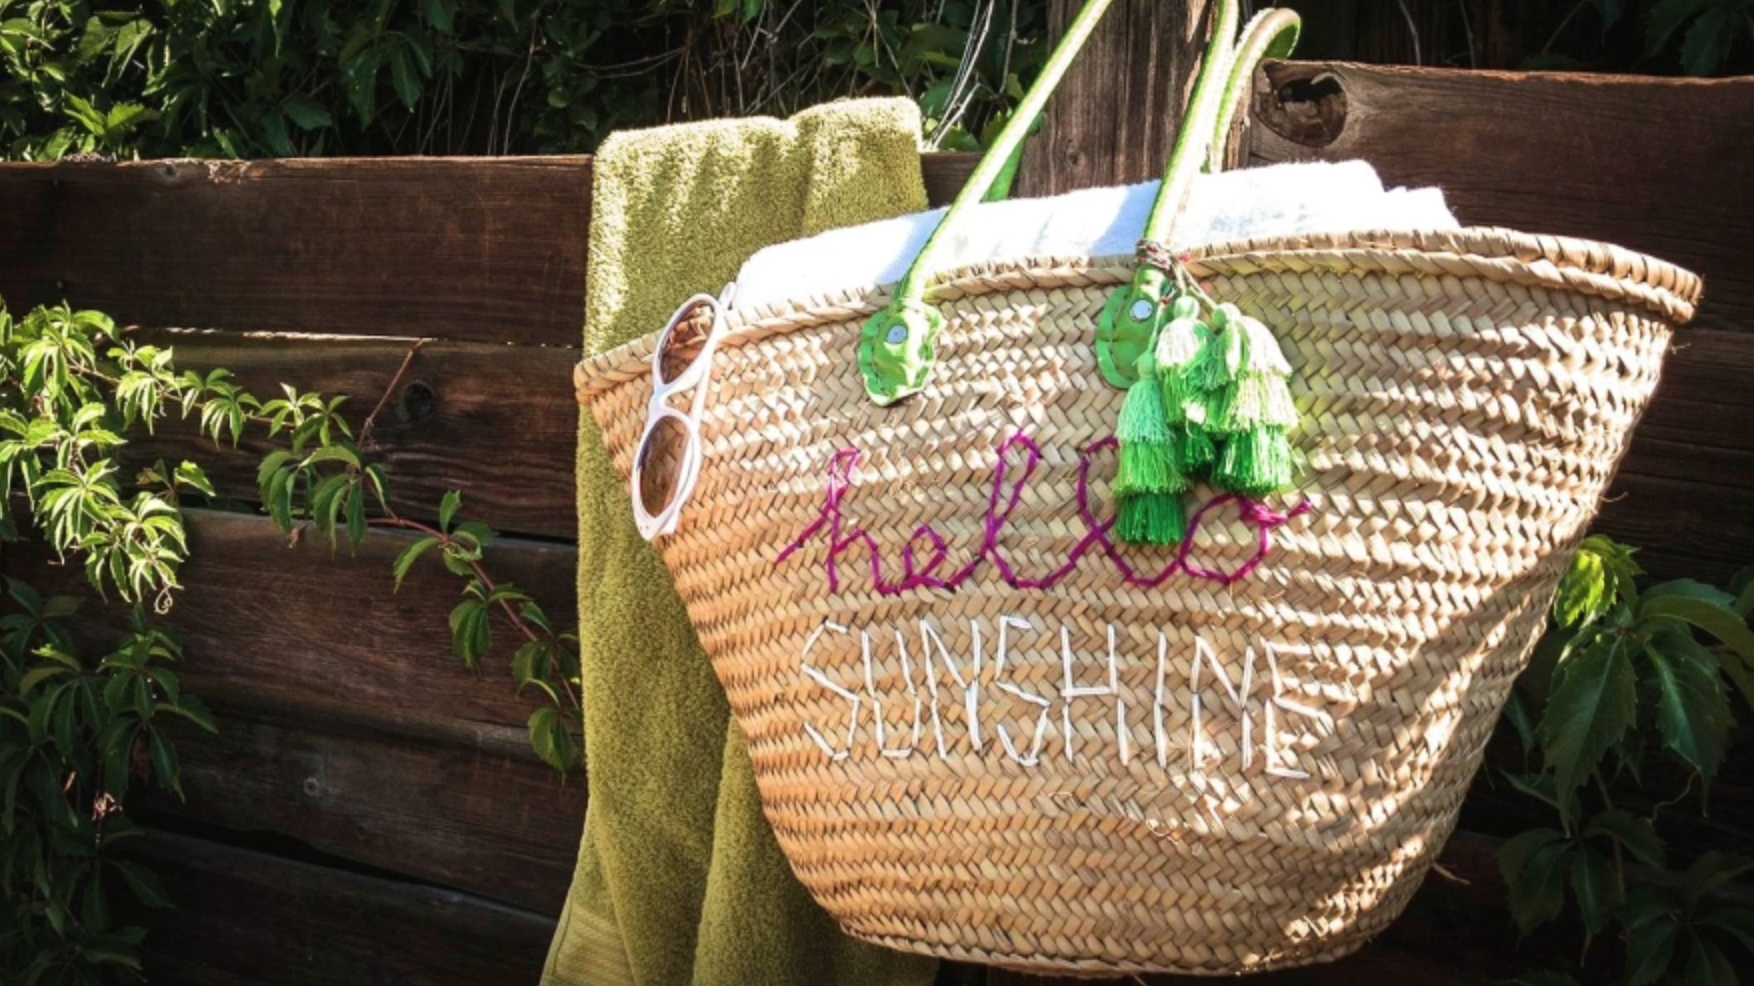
[1117,490,1188,546]
[1114,348,1190,545]
[1156,317,1216,420]
[1152,295,1223,483]
[1116,437,1181,496]
[1115,350,1188,496]
[1209,315,1297,434]
[1179,422,1217,473]
[1212,370,1298,432]
[1214,426,1296,497]
[1117,352,1175,447]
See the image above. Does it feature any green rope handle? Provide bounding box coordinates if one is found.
[1207,9,1302,175]
[1098,4,1301,388]
[858,0,1299,404]
[858,0,1118,406]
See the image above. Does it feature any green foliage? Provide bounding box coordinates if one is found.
[0,296,583,981]
[1,591,206,984]
[0,0,1048,161]
[1642,0,1754,75]
[1500,536,1754,984]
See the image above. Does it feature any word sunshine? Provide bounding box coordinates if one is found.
[774,432,1310,596]
[799,614,1334,779]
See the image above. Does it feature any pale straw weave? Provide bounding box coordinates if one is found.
[574,227,1699,975]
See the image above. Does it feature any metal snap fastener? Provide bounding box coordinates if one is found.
[1129,298,1156,321]
[885,323,908,345]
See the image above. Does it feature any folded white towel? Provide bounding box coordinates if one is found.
[732,160,1459,310]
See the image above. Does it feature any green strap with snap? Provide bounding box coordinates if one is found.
[1095,4,1300,388]
[860,0,1300,404]
[858,0,1118,406]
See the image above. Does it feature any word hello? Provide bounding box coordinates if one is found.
[799,615,1332,778]
[774,433,1309,597]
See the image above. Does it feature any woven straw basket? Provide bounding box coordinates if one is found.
[576,230,1698,974]
[572,1,1701,975]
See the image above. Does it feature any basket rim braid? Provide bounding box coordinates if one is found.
[575,227,1700,404]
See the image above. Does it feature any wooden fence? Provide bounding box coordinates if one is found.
[0,62,1750,985]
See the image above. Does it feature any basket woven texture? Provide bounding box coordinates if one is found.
[575,227,1699,975]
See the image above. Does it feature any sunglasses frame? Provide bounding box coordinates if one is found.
[630,290,731,540]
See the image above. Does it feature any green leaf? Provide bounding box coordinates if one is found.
[1585,809,1665,867]
[302,445,361,470]
[1624,912,1681,986]
[112,860,172,909]
[423,0,458,31]
[1504,770,1562,811]
[527,706,579,773]
[1500,827,1572,935]
[1642,633,1732,783]
[256,450,292,493]
[1730,564,1754,618]
[1641,593,1754,663]
[282,93,333,131]
[158,696,218,734]
[345,480,367,548]
[1699,907,1754,956]
[18,663,69,696]
[1572,842,1620,934]
[173,460,216,497]
[1684,853,1754,911]
[389,44,422,110]
[448,598,489,668]
[1719,649,1754,715]
[1679,4,1737,75]
[1645,0,1711,56]
[1540,635,1637,824]
[438,490,462,533]
[392,536,441,590]
[1646,579,1738,609]
[1503,686,1539,757]
[147,728,181,799]
[1682,929,1736,986]
[1557,551,1607,628]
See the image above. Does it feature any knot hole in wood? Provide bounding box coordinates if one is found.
[1256,63,1348,149]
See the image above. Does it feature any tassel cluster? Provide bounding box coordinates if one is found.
[1110,292,1300,545]
[1114,349,1188,545]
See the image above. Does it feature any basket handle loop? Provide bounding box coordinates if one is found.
[1097,6,1300,388]
[857,0,1300,405]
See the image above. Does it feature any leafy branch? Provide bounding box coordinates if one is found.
[1498,535,1754,985]
[0,297,581,983]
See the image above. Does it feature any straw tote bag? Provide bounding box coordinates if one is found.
[573,0,1700,975]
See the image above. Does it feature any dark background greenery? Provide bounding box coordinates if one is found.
[0,0,1748,163]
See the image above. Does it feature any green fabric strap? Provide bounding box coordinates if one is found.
[1097,3,1300,389]
[857,0,1118,406]
[861,0,1302,403]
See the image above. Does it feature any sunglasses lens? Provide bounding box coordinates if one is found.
[636,414,691,521]
[657,301,717,384]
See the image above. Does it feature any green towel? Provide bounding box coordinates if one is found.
[543,99,938,986]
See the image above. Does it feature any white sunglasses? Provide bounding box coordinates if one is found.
[630,286,734,540]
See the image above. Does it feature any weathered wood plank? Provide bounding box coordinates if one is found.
[142,682,585,914]
[130,829,557,986]
[0,154,976,344]
[1018,0,1206,196]
[1249,63,1754,337]
[9,508,576,727]
[125,329,579,539]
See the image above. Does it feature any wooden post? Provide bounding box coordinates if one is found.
[1015,0,1210,196]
